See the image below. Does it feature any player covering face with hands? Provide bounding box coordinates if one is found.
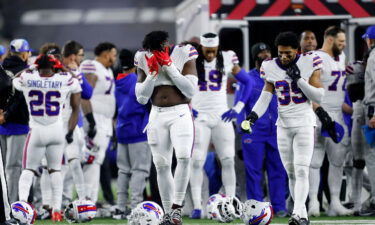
[135,31,198,225]
[241,32,324,225]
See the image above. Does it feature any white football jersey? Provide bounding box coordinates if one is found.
[80,60,115,118]
[13,70,81,127]
[192,50,239,113]
[62,69,83,123]
[315,50,346,112]
[261,52,322,127]
[134,44,198,87]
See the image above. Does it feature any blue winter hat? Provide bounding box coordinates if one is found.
[362,25,375,39]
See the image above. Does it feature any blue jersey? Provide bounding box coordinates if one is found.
[343,90,353,136]
[235,68,278,137]
[115,73,149,144]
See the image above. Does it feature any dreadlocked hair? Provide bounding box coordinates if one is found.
[196,45,224,83]
[37,55,54,70]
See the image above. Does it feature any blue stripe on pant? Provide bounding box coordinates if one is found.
[242,133,287,213]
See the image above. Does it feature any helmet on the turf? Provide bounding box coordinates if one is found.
[241,199,274,225]
[11,201,36,225]
[206,193,226,219]
[127,201,164,225]
[64,200,97,223]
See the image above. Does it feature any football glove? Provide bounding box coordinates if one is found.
[315,106,340,143]
[221,109,238,122]
[65,130,74,144]
[286,63,301,82]
[85,113,97,139]
[152,47,172,66]
[240,111,259,134]
[145,54,159,76]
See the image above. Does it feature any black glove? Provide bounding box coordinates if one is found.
[65,130,74,144]
[110,126,117,151]
[85,112,97,138]
[286,64,301,83]
[315,106,338,143]
[240,111,259,133]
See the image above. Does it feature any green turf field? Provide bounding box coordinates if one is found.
[33,216,375,224]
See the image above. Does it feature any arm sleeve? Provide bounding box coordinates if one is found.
[233,69,253,113]
[251,91,273,119]
[162,64,198,99]
[297,78,324,104]
[135,75,157,105]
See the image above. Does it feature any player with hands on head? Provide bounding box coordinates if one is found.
[15,54,81,222]
[241,31,324,225]
[135,31,198,225]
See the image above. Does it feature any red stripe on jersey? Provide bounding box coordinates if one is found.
[116,73,131,80]
[22,130,32,169]
[313,60,323,67]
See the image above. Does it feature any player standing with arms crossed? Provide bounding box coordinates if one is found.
[135,31,198,225]
[241,32,324,225]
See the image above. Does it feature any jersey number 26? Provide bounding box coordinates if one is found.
[29,90,61,116]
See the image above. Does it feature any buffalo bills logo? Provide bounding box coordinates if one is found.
[12,203,29,219]
[244,138,252,144]
[142,203,161,219]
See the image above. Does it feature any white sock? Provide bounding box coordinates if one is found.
[83,163,101,202]
[50,171,63,212]
[328,164,344,206]
[174,158,191,206]
[308,167,320,205]
[220,157,236,196]
[40,169,52,206]
[18,170,34,202]
[155,163,174,213]
[293,165,309,219]
[190,159,204,209]
[352,168,363,210]
[69,159,86,200]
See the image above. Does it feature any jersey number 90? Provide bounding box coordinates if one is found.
[275,80,307,105]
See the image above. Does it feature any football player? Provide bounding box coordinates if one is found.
[241,31,324,225]
[80,42,117,202]
[62,40,95,201]
[308,26,352,217]
[15,55,81,221]
[189,33,252,219]
[135,31,198,225]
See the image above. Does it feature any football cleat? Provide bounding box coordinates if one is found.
[51,211,63,222]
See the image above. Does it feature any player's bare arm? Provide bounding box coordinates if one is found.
[66,92,81,143]
[84,73,98,88]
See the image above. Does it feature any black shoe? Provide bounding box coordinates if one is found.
[112,208,130,220]
[1,219,19,225]
[359,203,375,216]
[288,214,310,225]
[159,213,172,225]
[170,208,182,225]
[343,202,354,209]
